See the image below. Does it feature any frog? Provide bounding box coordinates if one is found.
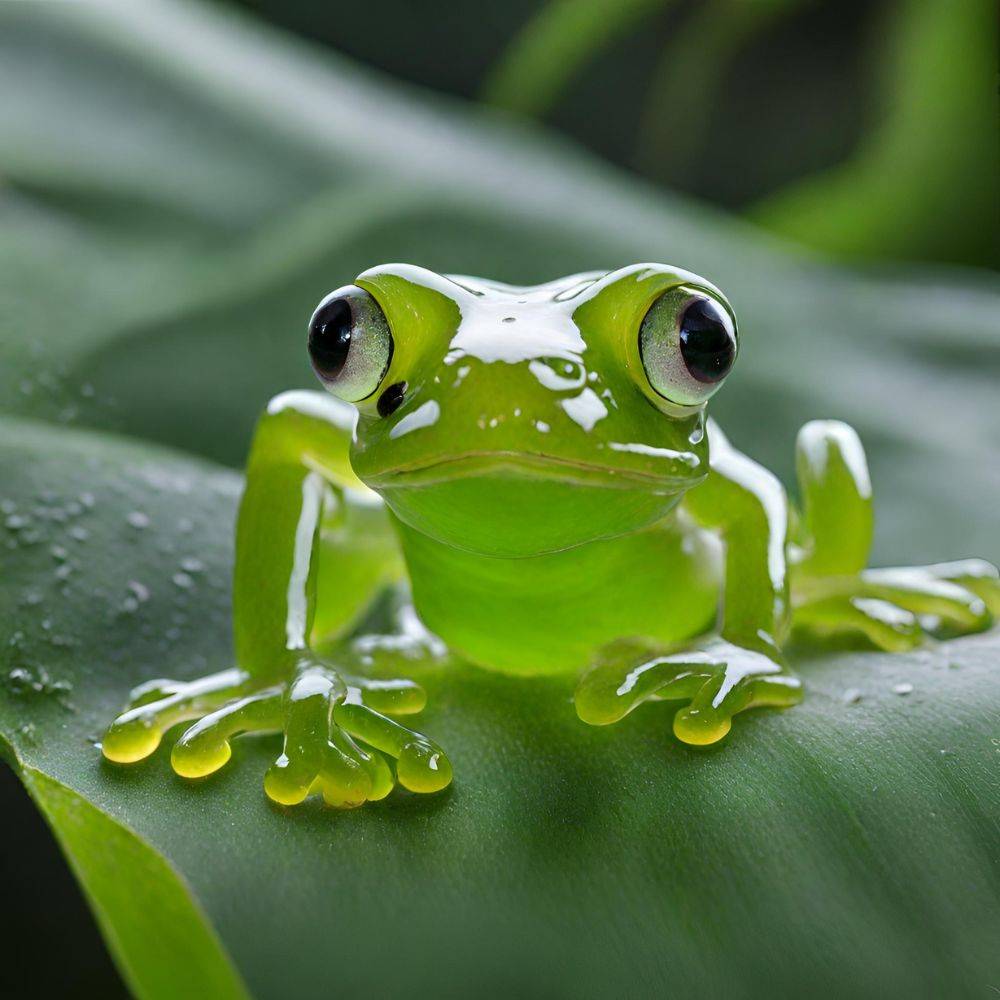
[101,263,1000,808]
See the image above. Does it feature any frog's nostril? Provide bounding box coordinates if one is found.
[377,381,407,417]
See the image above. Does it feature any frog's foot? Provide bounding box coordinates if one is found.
[102,660,452,808]
[793,559,999,651]
[575,639,802,746]
[259,663,452,807]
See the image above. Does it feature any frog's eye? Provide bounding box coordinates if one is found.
[638,286,737,406]
[308,285,393,402]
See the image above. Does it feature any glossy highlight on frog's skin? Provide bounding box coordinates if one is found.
[101,262,1000,811]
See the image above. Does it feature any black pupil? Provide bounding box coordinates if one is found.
[679,299,735,384]
[308,298,353,380]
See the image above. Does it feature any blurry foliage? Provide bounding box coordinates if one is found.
[1,1,999,998]
[750,0,999,267]
[229,0,998,269]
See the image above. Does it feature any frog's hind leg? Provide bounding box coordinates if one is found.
[790,421,998,648]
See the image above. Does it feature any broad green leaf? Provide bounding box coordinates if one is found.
[2,415,998,998]
[0,2,998,997]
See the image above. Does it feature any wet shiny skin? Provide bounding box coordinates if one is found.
[102,263,1000,806]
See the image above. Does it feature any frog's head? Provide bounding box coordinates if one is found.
[307,263,738,557]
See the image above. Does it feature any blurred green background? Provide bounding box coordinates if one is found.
[233,0,998,269]
[0,1,997,998]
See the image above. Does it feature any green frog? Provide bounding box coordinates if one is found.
[101,263,1000,808]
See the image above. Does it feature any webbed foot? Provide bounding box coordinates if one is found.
[102,658,451,808]
[793,559,999,650]
[576,638,802,745]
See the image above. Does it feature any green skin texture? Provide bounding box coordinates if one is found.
[102,263,1000,808]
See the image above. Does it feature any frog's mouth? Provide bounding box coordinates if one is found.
[362,450,703,492]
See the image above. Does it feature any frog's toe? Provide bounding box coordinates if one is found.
[265,736,373,809]
[171,688,283,778]
[102,668,250,765]
[346,675,427,715]
[918,559,1000,618]
[324,727,395,806]
[334,700,452,794]
[860,566,991,637]
[671,670,802,746]
[575,645,706,726]
[794,595,923,652]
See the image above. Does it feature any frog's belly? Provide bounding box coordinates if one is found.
[405,516,722,676]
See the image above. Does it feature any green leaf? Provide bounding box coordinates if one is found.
[1,2,999,998]
[2,414,999,997]
[17,764,248,1000]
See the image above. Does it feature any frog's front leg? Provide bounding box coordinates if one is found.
[102,391,452,806]
[576,422,802,744]
[789,420,999,646]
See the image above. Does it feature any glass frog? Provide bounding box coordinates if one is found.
[102,263,1000,807]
